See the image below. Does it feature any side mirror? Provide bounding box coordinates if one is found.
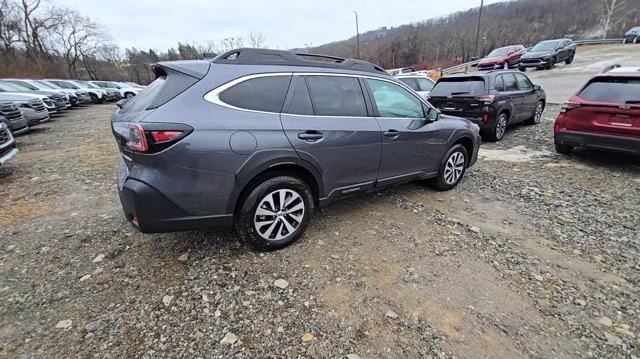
[470,56,479,61]
[533,84,541,91]
[424,104,439,121]
[116,99,127,109]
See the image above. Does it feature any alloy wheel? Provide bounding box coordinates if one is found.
[254,189,305,241]
[534,102,544,124]
[444,151,466,185]
[496,115,507,140]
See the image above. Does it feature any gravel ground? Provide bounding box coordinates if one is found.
[0,104,638,358]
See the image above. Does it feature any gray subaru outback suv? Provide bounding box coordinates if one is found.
[112,48,481,250]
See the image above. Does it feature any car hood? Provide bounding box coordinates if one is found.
[479,56,507,64]
[523,51,552,58]
[0,92,47,101]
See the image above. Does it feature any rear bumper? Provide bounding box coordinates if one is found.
[118,178,234,233]
[555,130,640,155]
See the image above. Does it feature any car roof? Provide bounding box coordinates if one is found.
[445,70,522,78]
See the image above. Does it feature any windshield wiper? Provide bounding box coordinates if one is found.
[625,100,640,104]
[450,91,470,95]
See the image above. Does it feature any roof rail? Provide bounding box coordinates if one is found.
[211,48,387,74]
[602,64,622,73]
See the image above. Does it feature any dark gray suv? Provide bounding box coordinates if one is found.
[112,48,481,250]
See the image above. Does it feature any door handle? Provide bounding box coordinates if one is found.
[383,129,400,137]
[298,131,323,141]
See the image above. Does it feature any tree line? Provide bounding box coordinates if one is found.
[310,0,640,69]
[0,0,267,83]
[0,0,638,83]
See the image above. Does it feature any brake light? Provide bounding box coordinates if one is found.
[555,113,566,133]
[112,122,192,154]
[482,114,489,123]
[475,95,495,104]
[150,131,182,142]
[561,101,581,113]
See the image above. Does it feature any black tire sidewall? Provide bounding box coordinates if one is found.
[235,176,314,251]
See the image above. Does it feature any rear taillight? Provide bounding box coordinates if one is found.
[560,101,581,113]
[112,122,192,154]
[555,113,567,133]
[475,95,495,104]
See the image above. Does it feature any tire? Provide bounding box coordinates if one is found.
[565,54,574,65]
[555,143,573,155]
[527,101,545,125]
[429,144,468,191]
[519,67,526,72]
[482,112,508,142]
[635,37,639,44]
[545,57,555,70]
[235,176,314,251]
[89,93,98,104]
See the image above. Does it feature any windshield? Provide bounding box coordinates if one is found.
[38,81,62,89]
[71,81,90,89]
[487,47,510,57]
[531,41,559,52]
[36,81,58,90]
[7,80,38,90]
[0,81,29,92]
[86,82,100,89]
[431,78,486,97]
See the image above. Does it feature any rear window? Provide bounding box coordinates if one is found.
[220,76,291,113]
[119,76,166,113]
[578,77,640,103]
[431,78,485,97]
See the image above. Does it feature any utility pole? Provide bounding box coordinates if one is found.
[354,10,360,58]
[304,43,312,54]
[473,0,485,60]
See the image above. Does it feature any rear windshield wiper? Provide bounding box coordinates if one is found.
[449,91,471,95]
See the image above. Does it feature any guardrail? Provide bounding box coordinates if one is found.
[440,38,625,74]
[574,39,623,45]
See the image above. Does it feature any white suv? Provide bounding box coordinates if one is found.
[89,81,141,99]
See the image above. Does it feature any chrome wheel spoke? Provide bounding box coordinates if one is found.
[255,189,305,242]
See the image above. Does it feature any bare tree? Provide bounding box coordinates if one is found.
[601,0,629,38]
[0,0,21,51]
[248,31,266,48]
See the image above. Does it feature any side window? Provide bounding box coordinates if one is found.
[494,75,504,92]
[398,77,420,91]
[219,75,291,113]
[503,74,518,91]
[286,77,314,115]
[515,74,533,91]
[305,75,367,117]
[366,78,424,118]
[417,78,434,91]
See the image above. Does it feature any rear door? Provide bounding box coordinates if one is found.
[364,78,444,181]
[514,73,537,118]
[429,77,487,118]
[500,73,526,122]
[280,75,382,197]
[567,77,640,137]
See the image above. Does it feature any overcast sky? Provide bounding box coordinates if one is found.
[58,0,504,51]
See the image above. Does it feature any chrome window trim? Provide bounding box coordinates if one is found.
[203,71,432,118]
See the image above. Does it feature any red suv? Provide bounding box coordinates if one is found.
[478,45,526,71]
[554,67,640,155]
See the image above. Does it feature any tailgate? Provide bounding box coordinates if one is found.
[429,96,484,116]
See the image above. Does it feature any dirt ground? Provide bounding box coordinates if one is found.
[0,104,639,359]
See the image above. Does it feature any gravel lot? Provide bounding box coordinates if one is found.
[0,104,639,358]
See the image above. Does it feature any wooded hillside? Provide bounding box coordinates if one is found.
[309,0,640,69]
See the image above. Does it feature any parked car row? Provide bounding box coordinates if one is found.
[0,78,144,168]
[477,38,576,72]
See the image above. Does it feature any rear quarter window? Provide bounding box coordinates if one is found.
[220,75,292,113]
[578,77,640,103]
[431,78,486,96]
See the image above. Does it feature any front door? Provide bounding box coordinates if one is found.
[515,73,537,119]
[364,78,444,184]
[280,75,382,198]
[500,73,526,122]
